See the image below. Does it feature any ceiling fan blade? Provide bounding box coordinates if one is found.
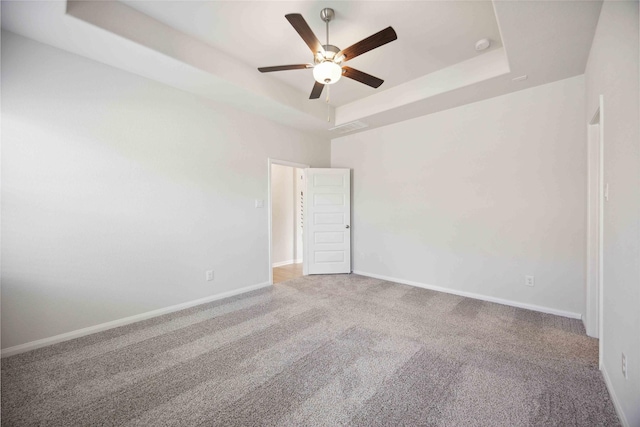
[342,66,384,88]
[309,81,325,99]
[285,14,325,56]
[258,64,312,72]
[336,27,397,62]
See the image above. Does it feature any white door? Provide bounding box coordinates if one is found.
[305,168,351,274]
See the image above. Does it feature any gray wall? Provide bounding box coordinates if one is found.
[332,76,587,316]
[1,32,330,349]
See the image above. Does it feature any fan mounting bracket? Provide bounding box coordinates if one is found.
[320,8,335,23]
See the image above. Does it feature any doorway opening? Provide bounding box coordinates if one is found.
[586,96,604,369]
[268,159,307,284]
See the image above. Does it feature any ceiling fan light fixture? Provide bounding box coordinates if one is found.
[313,61,342,84]
[257,11,397,99]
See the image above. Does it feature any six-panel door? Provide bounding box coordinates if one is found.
[305,168,351,274]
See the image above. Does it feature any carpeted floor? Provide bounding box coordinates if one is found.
[1,274,620,426]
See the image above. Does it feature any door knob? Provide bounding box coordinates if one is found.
[345,225,350,229]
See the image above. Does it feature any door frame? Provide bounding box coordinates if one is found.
[267,158,309,285]
[586,95,604,369]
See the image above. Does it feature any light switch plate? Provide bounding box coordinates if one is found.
[255,199,264,208]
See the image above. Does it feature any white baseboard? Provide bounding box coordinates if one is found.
[602,364,630,427]
[353,270,582,319]
[1,281,272,358]
[272,259,302,268]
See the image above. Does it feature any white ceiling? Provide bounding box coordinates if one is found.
[1,1,603,137]
[119,1,504,106]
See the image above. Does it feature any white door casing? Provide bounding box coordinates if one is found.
[586,118,600,338]
[585,95,604,371]
[305,168,351,274]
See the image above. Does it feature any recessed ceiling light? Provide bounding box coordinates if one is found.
[475,38,491,51]
[512,75,528,82]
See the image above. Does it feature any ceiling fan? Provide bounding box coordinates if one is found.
[258,8,397,99]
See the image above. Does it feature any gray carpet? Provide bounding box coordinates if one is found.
[1,274,620,426]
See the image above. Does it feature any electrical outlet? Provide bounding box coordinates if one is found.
[525,275,535,287]
[622,353,628,379]
[206,270,214,281]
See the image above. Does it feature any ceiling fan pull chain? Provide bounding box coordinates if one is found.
[326,85,330,122]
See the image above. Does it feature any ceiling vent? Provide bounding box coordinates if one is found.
[329,120,369,134]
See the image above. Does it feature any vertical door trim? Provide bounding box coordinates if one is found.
[268,158,309,285]
[596,95,604,371]
[586,96,604,370]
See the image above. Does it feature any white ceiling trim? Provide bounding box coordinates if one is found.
[1,1,603,137]
[1,1,332,134]
[336,47,510,126]
[66,1,332,127]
